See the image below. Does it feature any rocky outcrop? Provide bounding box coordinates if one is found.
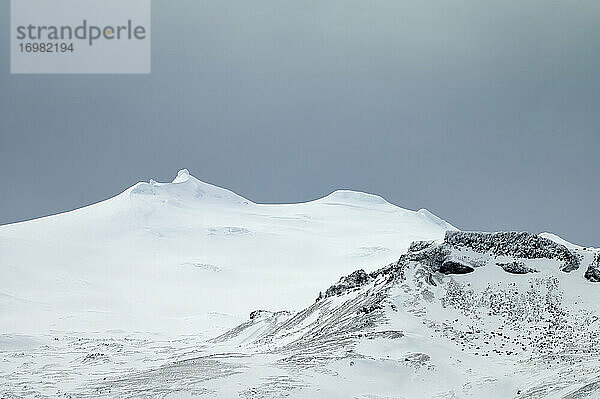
[249,309,292,320]
[408,240,436,253]
[400,232,584,278]
[404,242,450,270]
[320,259,408,300]
[403,239,475,275]
[323,232,592,298]
[496,261,538,274]
[444,231,580,272]
[362,330,404,339]
[439,260,475,274]
[584,252,600,283]
[324,269,372,297]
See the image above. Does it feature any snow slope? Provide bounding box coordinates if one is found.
[2,173,599,398]
[0,169,455,337]
[89,231,596,399]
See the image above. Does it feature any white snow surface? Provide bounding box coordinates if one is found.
[2,171,600,398]
[0,169,455,337]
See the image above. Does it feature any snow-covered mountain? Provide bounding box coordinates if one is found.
[2,171,598,398]
[88,231,598,398]
[0,169,454,336]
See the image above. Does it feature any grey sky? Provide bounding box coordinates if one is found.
[1,0,599,246]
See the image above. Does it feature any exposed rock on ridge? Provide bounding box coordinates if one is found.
[323,231,593,299]
[444,231,580,272]
[584,252,600,282]
[324,270,372,297]
[496,261,538,274]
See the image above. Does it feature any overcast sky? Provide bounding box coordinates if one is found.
[1,0,599,246]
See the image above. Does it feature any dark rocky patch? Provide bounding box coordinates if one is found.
[405,243,450,270]
[324,269,372,297]
[358,304,383,314]
[444,231,580,272]
[82,352,108,363]
[363,330,404,339]
[249,310,269,320]
[403,353,431,369]
[496,261,538,274]
[404,241,474,275]
[408,240,436,253]
[249,310,292,320]
[584,252,600,283]
[439,260,475,275]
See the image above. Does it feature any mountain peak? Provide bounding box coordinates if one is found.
[317,189,391,206]
[172,168,191,183]
[129,169,252,206]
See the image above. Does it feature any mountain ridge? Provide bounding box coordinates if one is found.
[2,171,599,398]
[0,170,455,337]
[187,230,600,398]
[0,169,454,228]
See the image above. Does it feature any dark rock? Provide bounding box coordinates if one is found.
[320,260,408,299]
[249,310,291,320]
[250,310,269,320]
[358,304,383,314]
[407,243,451,270]
[365,330,404,339]
[324,269,371,297]
[584,252,600,283]
[405,239,474,275]
[403,352,431,368]
[497,261,538,274]
[444,231,580,272]
[408,240,436,253]
[439,260,475,275]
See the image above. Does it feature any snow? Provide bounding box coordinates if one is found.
[539,231,587,250]
[314,189,391,206]
[0,169,455,338]
[2,172,599,398]
[172,234,599,399]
